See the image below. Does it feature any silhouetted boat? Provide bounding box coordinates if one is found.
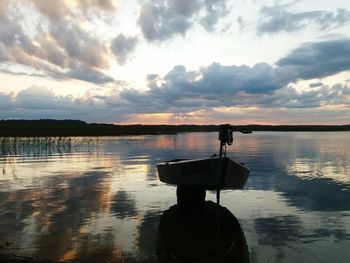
[157,124,251,190]
[157,156,250,190]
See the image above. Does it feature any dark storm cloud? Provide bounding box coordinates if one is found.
[138,0,228,41]
[258,3,350,35]
[276,39,350,79]
[198,62,293,94]
[111,34,138,65]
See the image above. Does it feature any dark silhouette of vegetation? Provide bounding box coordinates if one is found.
[236,124,350,132]
[0,119,217,136]
[0,119,349,137]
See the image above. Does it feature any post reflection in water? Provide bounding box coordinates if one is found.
[156,185,250,263]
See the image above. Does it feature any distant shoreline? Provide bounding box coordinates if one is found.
[0,119,350,137]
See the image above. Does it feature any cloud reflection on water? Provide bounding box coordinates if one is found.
[0,166,150,262]
[111,190,138,220]
[0,132,350,262]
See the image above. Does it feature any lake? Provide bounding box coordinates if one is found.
[1,132,350,262]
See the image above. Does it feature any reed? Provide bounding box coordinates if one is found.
[0,137,99,157]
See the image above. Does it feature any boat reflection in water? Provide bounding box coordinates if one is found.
[156,185,250,263]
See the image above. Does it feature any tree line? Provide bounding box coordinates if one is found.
[0,119,349,136]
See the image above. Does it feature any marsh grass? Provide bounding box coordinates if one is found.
[1,137,70,157]
[0,137,100,157]
[0,137,100,178]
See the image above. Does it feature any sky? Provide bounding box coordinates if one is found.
[0,0,350,125]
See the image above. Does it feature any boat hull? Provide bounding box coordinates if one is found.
[156,157,250,190]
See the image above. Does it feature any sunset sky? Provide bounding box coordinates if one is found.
[0,0,349,124]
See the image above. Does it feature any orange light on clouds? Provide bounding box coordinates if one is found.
[119,113,173,124]
[213,106,260,113]
[118,109,219,125]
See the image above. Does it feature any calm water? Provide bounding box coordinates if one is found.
[0,132,350,262]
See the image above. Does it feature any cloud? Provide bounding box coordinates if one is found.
[15,86,76,110]
[2,38,350,123]
[76,0,118,12]
[276,39,350,79]
[30,0,70,22]
[111,190,138,219]
[0,2,28,51]
[255,215,304,247]
[237,16,245,31]
[138,0,199,41]
[200,0,228,31]
[49,23,110,69]
[134,39,350,111]
[138,0,228,41]
[198,62,293,94]
[31,0,118,21]
[309,82,323,88]
[265,84,350,109]
[0,92,14,110]
[111,34,138,65]
[257,3,350,35]
[0,85,132,122]
[115,38,350,114]
[0,1,116,84]
[1,80,349,123]
[65,67,114,84]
